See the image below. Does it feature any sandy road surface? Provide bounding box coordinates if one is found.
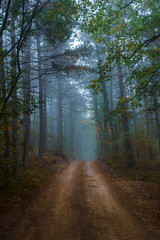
[2,161,146,240]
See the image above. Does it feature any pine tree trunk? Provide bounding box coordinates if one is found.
[93,95,101,155]
[22,39,31,166]
[144,98,154,160]
[69,101,74,158]
[117,64,135,167]
[153,90,160,151]
[110,75,117,155]
[43,82,47,153]
[129,85,137,129]
[101,78,110,155]
[11,18,18,170]
[32,109,37,149]
[36,33,44,159]
[50,97,54,150]
[0,37,10,183]
[57,76,63,152]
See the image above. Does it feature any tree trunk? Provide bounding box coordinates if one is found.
[36,33,44,159]
[129,85,137,129]
[32,108,37,149]
[101,78,110,155]
[22,39,31,166]
[117,64,135,167]
[154,90,160,151]
[93,95,103,155]
[144,98,154,160]
[50,97,54,150]
[110,74,118,155]
[0,37,10,183]
[43,81,47,153]
[69,100,74,158]
[11,17,18,170]
[57,76,63,152]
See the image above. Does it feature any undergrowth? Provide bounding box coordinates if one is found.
[107,156,160,184]
[0,153,61,211]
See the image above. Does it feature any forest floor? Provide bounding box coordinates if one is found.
[0,160,160,240]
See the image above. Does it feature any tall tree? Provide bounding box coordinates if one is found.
[11,6,18,170]
[22,38,31,166]
[117,64,135,167]
[36,33,45,160]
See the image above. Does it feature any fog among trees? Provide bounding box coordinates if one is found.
[0,0,160,189]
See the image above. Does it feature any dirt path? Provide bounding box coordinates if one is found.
[2,161,147,240]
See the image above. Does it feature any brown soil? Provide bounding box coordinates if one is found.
[0,161,160,240]
[98,162,160,240]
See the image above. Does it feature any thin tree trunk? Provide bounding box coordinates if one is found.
[110,74,113,111]
[32,108,37,149]
[129,85,137,129]
[110,75,117,154]
[101,78,110,155]
[43,81,47,152]
[93,95,102,155]
[69,101,74,158]
[117,64,135,167]
[11,17,18,170]
[22,39,31,166]
[144,98,154,160]
[0,37,10,183]
[57,76,63,152]
[153,92,160,152]
[50,97,54,150]
[36,33,44,159]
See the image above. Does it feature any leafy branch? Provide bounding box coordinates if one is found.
[124,33,160,59]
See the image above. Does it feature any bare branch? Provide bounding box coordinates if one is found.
[112,0,135,22]
[0,0,12,38]
[0,0,50,118]
[3,0,50,59]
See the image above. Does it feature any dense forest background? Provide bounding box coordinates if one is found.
[0,0,160,196]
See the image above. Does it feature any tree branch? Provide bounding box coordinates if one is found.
[0,0,12,38]
[2,0,50,59]
[124,34,160,59]
[112,0,135,22]
[0,0,50,118]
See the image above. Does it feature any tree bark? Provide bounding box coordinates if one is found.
[0,37,10,183]
[57,76,63,152]
[50,97,54,150]
[43,80,47,152]
[93,95,102,155]
[117,64,135,167]
[144,97,154,160]
[101,78,110,155]
[36,33,44,159]
[11,17,18,170]
[69,100,74,158]
[154,89,160,151]
[129,84,137,129]
[22,39,31,166]
[32,108,37,149]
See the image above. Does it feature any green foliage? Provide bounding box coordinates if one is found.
[0,153,59,209]
[38,0,79,45]
[81,0,160,102]
[111,97,132,124]
[82,0,160,168]
[107,122,159,168]
[87,60,112,94]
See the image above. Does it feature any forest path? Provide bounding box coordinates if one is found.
[7,161,145,240]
